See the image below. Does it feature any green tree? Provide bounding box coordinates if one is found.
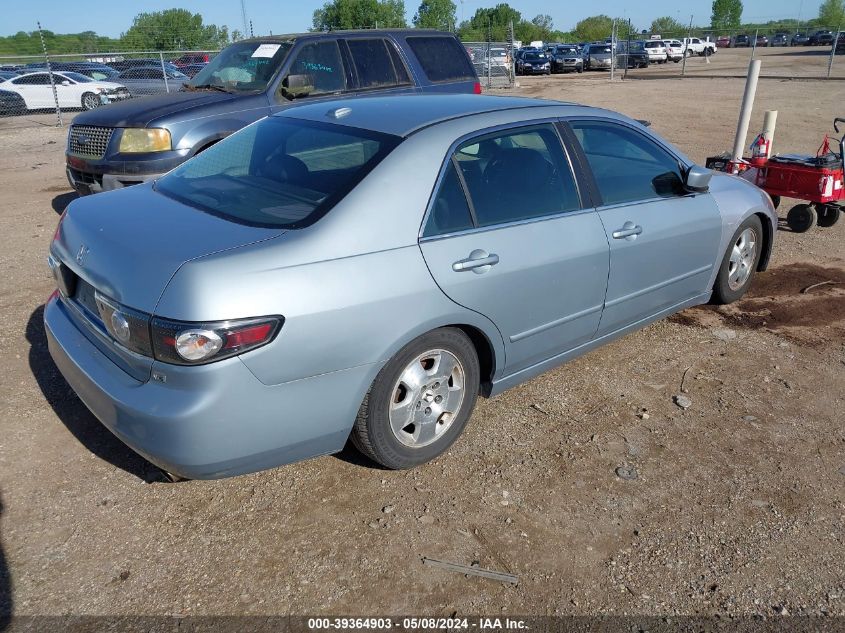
[573,15,613,41]
[458,3,521,40]
[413,0,456,29]
[818,0,845,26]
[312,0,407,30]
[711,0,743,30]
[121,9,228,50]
[650,16,686,35]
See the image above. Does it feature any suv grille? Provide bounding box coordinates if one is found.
[68,125,113,159]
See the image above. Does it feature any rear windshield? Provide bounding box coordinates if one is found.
[406,36,476,83]
[155,118,400,228]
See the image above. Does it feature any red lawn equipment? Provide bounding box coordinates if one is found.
[707,118,845,233]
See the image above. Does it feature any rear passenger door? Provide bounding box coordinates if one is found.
[566,119,722,336]
[419,123,610,375]
[342,37,418,96]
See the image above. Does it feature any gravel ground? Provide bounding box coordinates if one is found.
[0,66,843,621]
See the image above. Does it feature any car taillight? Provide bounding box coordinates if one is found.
[94,292,155,357]
[473,82,482,94]
[53,209,67,243]
[151,316,282,365]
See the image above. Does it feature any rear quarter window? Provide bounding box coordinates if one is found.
[406,36,476,83]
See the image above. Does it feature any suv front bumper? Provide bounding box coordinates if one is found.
[65,149,190,195]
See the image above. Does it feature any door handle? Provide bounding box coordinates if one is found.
[612,221,643,240]
[452,249,500,273]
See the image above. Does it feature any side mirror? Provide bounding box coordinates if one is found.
[279,74,313,100]
[61,80,70,86]
[685,165,712,192]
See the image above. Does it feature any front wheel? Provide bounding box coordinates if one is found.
[712,215,763,304]
[787,203,816,233]
[81,92,100,110]
[350,328,480,470]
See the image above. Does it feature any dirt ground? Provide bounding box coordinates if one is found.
[0,65,843,621]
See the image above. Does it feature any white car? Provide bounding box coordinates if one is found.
[644,41,668,63]
[662,40,685,62]
[3,71,130,111]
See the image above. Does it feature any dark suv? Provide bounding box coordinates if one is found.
[66,30,479,194]
[809,30,835,46]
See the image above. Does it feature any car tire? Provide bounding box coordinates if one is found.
[711,215,764,304]
[577,66,583,73]
[81,92,100,110]
[817,204,841,228]
[786,203,817,233]
[350,327,480,470]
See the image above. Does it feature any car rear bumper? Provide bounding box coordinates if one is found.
[45,293,378,479]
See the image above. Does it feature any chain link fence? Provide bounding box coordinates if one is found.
[462,41,515,89]
[0,49,219,127]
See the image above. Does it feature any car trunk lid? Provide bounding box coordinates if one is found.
[51,183,286,380]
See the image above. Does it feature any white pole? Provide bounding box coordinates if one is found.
[732,59,762,164]
[761,110,778,158]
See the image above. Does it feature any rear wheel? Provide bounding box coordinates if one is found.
[350,328,480,470]
[786,203,817,233]
[712,215,763,304]
[81,92,100,110]
[817,204,841,227]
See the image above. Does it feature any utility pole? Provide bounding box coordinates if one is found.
[240,0,249,36]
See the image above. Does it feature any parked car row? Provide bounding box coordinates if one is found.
[717,31,837,47]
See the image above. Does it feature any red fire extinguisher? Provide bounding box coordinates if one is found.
[750,134,770,166]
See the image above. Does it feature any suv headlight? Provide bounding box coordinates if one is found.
[119,128,171,153]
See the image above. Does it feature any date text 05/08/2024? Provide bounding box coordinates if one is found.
[307,617,528,630]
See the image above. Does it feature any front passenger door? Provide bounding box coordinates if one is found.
[568,119,722,337]
[271,39,351,112]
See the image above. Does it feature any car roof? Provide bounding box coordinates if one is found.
[236,28,450,44]
[277,94,579,137]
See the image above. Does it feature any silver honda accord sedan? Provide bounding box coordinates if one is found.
[45,94,777,479]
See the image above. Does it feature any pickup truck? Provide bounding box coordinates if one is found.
[680,37,717,56]
[65,30,480,194]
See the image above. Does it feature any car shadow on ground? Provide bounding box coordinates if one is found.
[765,49,835,57]
[0,494,10,632]
[25,305,163,483]
[51,192,77,215]
[332,442,389,470]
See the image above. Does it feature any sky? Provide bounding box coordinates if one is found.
[5,0,824,38]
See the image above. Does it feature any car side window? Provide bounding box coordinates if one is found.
[453,124,581,227]
[283,40,346,97]
[423,162,474,237]
[569,120,685,205]
[346,39,409,89]
[15,74,50,85]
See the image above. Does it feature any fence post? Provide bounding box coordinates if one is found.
[159,52,170,93]
[751,28,758,59]
[681,15,693,76]
[827,27,840,78]
[610,19,616,81]
[37,21,62,127]
[624,19,631,79]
